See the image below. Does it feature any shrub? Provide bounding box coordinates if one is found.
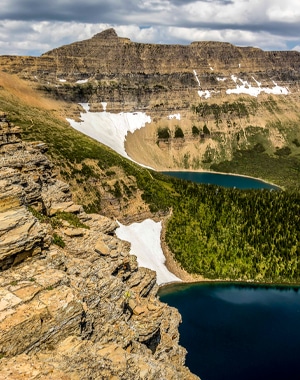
[275,146,291,156]
[157,127,170,139]
[174,126,184,138]
[52,233,65,248]
[203,124,210,135]
[56,212,89,229]
[192,125,200,136]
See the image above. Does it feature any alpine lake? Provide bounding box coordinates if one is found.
[159,172,300,380]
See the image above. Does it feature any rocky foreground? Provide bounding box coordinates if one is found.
[0,112,199,379]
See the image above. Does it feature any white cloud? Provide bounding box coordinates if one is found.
[267,1,300,23]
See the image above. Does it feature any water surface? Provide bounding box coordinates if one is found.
[159,283,300,380]
[162,171,279,190]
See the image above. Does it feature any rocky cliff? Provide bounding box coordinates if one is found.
[0,112,199,379]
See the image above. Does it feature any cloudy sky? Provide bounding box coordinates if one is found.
[1,0,300,56]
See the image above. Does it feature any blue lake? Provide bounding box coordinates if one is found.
[159,283,300,380]
[162,171,279,190]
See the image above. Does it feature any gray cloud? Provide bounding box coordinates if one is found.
[1,1,125,22]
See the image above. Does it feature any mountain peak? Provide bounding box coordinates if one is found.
[93,28,118,40]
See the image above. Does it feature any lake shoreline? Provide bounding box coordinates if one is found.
[159,168,281,190]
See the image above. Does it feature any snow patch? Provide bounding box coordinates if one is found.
[193,69,201,86]
[101,102,107,111]
[58,78,66,82]
[66,103,151,160]
[198,90,211,99]
[252,76,261,87]
[168,113,181,120]
[76,79,89,84]
[226,75,289,97]
[116,219,181,285]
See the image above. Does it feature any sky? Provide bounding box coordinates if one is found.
[1,0,300,56]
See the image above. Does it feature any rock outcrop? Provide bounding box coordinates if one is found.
[0,112,199,379]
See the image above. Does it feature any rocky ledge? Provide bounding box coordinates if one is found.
[0,112,199,379]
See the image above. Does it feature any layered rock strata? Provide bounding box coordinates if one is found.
[1,28,300,112]
[0,112,199,379]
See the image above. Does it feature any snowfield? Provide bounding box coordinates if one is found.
[66,103,151,159]
[116,219,181,285]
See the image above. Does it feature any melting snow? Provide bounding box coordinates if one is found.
[226,75,289,97]
[194,69,216,99]
[193,69,201,86]
[194,69,288,98]
[76,79,89,84]
[66,103,151,160]
[168,113,181,120]
[116,219,181,285]
[198,90,211,99]
[252,76,261,87]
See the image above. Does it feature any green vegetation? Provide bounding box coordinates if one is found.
[210,144,300,189]
[28,207,89,230]
[166,180,300,282]
[192,100,251,124]
[157,126,171,139]
[292,138,300,147]
[203,124,210,135]
[174,126,184,138]
[192,125,200,136]
[52,233,66,248]
[56,212,90,229]
[275,146,292,157]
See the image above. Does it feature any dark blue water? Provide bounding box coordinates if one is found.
[162,171,279,190]
[159,283,300,380]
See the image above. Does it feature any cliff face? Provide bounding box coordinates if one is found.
[0,112,199,379]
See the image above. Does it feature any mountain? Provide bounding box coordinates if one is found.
[1,29,300,378]
[1,28,299,186]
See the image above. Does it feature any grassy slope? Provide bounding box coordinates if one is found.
[0,71,175,215]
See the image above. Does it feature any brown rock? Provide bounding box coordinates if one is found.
[94,238,110,256]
